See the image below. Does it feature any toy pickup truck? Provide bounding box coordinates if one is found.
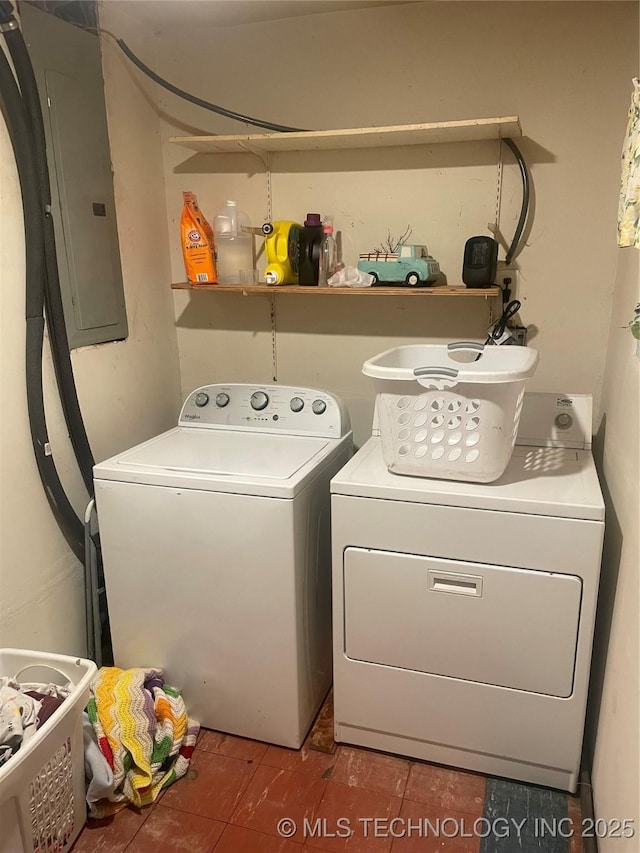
[357,244,440,286]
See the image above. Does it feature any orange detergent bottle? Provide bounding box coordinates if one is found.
[181,192,217,284]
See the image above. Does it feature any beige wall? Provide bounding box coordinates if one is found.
[146,1,636,443]
[148,0,640,819]
[590,251,640,840]
[589,11,640,839]
[0,4,181,655]
[1,0,637,822]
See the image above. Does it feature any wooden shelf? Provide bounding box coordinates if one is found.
[171,283,500,297]
[169,117,521,154]
[170,117,516,304]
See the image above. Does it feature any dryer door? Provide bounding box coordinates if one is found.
[343,548,582,697]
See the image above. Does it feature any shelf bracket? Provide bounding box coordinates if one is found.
[237,140,269,166]
[491,137,504,242]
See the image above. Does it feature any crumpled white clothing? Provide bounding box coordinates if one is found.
[82,711,114,812]
[0,685,42,766]
[0,677,71,699]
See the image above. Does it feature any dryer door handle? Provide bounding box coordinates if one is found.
[428,570,483,597]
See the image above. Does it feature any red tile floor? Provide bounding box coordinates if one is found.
[70,728,584,853]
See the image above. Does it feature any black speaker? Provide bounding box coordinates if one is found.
[462,236,498,287]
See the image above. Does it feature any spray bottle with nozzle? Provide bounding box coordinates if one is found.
[242,220,301,284]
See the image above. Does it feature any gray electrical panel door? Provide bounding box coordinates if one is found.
[20,3,128,348]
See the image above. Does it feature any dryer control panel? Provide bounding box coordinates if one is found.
[179,384,351,438]
[516,393,593,449]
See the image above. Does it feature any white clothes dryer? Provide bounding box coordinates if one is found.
[94,384,352,748]
[330,393,604,792]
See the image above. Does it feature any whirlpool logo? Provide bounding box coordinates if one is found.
[557,397,573,408]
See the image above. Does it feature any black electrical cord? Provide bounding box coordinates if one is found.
[485,299,522,346]
[502,138,530,264]
[0,37,84,560]
[2,3,96,495]
[115,38,308,134]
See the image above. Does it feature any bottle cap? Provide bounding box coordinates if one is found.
[304,213,322,227]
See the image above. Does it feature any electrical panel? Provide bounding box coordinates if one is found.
[20,3,128,348]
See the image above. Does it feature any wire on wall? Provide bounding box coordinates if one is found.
[115,37,308,134]
[502,137,530,264]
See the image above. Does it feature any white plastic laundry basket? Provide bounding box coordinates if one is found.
[363,342,539,483]
[0,649,97,853]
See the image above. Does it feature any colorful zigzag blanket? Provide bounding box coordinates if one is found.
[86,667,199,817]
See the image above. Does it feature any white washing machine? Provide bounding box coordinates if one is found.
[331,393,604,792]
[94,383,351,748]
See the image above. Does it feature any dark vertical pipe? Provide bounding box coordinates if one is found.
[0,39,84,559]
[2,3,96,493]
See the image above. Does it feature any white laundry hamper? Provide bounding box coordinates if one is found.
[0,649,97,853]
[363,342,539,483]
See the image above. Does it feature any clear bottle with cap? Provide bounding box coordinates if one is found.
[212,200,253,284]
[318,217,338,286]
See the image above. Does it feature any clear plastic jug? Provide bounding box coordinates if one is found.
[212,200,253,284]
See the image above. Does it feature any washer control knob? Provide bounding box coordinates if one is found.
[312,399,327,415]
[215,392,230,408]
[194,392,209,407]
[290,397,304,413]
[555,413,573,430]
[250,391,269,411]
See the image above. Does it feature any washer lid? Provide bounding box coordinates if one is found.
[331,437,604,521]
[94,427,341,497]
